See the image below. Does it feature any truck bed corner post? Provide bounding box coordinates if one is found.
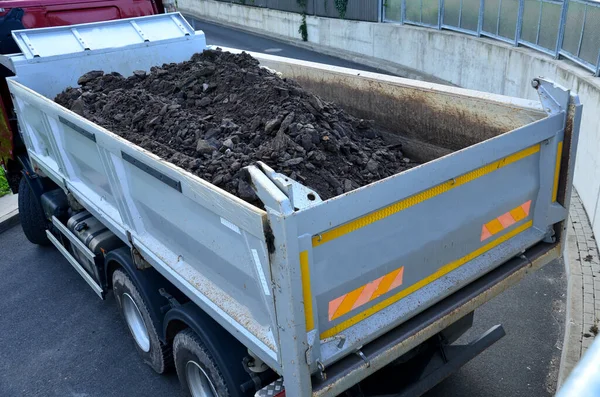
[267,208,313,397]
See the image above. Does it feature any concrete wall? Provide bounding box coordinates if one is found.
[179,0,600,237]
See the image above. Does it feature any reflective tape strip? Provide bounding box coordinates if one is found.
[312,145,540,248]
[300,251,315,331]
[328,266,404,321]
[480,200,531,242]
[552,141,563,202]
[251,249,271,296]
[320,220,533,339]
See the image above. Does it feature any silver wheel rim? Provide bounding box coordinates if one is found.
[122,292,151,352]
[186,360,217,397]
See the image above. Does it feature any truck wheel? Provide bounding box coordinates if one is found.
[18,176,50,245]
[112,269,172,374]
[173,328,249,397]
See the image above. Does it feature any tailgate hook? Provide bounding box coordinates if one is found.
[355,349,370,368]
[316,360,327,381]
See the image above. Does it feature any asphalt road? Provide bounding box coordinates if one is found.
[0,224,565,397]
[0,20,566,397]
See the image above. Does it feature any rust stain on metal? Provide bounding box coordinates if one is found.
[285,70,544,162]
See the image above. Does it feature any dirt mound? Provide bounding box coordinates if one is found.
[55,50,416,205]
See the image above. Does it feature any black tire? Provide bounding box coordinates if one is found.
[174,328,251,397]
[18,176,50,245]
[113,268,172,374]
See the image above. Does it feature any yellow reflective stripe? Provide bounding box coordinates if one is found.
[312,145,540,247]
[300,251,314,331]
[485,218,504,235]
[552,141,563,202]
[320,220,533,339]
[370,268,400,301]
[332,286,365,320]
[510,206,527,222]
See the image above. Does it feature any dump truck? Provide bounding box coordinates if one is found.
[0,13,581,397]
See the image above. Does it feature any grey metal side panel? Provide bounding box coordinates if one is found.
[8,79,280,370]
[291,111,566,367]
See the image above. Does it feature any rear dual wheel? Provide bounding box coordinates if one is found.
[173,329,252,397]
[113,269,172,374]
[112,270,252,396]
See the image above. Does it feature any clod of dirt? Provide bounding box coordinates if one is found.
[584,255,593,262]
[55,50,416,205]
[591,323,599,337]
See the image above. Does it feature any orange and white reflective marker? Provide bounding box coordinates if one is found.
[328,266,404,321]
[481,200,531,242]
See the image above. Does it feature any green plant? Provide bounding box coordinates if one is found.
[298,13,308,41]
[334,0,348,18]
[0,168,9,197]
[297,0,308,41]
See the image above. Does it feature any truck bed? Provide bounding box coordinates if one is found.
[3,13,581,396]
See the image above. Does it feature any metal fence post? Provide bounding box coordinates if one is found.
[596,49,600,77]
[439,0,445,29]
[514,0,524,46]
[477,0,484,36]
[378,0,384,22]
[555,0,569,59]
[401,0,407,23]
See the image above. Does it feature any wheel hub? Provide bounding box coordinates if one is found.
[186,360,217,397]
[122,292,151,352]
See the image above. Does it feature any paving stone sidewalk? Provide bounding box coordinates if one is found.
[0,193,19,234]
[559,191,600,386]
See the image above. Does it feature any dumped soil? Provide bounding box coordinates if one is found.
[55,50,417,205]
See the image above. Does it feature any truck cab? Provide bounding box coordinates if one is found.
[0,0,167,192]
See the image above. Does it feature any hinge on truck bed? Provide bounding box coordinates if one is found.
[126,231,152,270]
[532,78,570,117]
[244,162,322,211]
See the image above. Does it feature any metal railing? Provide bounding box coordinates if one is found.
[383,0,600,76]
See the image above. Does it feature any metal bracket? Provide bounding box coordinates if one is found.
[355,349,370,368]
[59,116,96,142]
[70,28,90,51]
[255,161,322,210]
[126,231,152,270]
[321,334,347,349]
[316,360,327,381]
[532,78,570,116]
[158,288,181,308]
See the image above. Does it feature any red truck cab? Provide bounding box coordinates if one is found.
[0,0,166,191]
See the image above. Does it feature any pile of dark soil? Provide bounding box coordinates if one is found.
[55,50,416,204]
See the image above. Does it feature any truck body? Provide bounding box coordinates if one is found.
[1,13,581,397]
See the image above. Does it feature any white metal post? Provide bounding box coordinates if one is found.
[515,0,524,46]
[555,0,569,59]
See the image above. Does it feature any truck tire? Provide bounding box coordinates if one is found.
[112,269,172,374]
[18,176,50,245]
[173,328,250,397]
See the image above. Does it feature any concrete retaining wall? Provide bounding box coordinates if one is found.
[179,0,600,238]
